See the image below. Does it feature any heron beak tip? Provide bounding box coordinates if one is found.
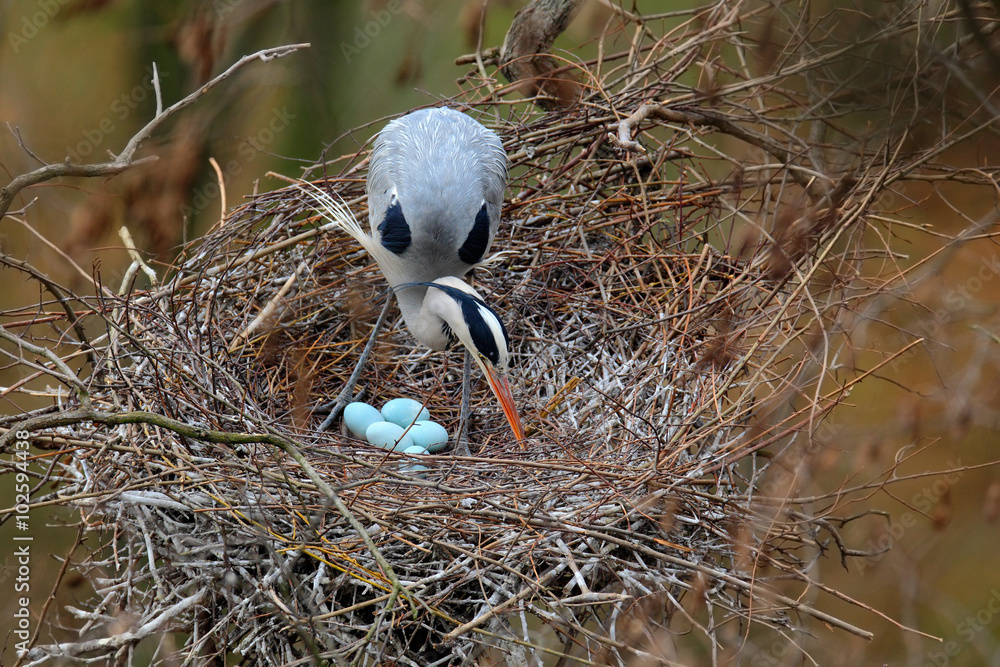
[484,367,526,445]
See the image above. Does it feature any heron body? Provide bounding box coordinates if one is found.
[366,108,508,349]
[368,107,506,279]
[303,107,524,441]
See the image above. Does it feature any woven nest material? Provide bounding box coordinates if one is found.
[29,111,865,664]
[11,5,949,663]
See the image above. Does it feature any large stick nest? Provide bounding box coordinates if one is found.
[8,1,989,664]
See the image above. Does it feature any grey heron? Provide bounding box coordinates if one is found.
[301,107,525,443]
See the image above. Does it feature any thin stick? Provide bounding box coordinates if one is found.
[318,296,393,431]
[0,44,309,218]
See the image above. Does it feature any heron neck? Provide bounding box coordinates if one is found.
[394,285,451,351]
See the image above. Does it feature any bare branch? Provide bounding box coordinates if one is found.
[0,43,309,219]
[499,0,583,108]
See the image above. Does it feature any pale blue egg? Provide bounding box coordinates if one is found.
[408,421,449,453]
[365,421,414,451]
[381,398,431,427]
[343,402,383,440]
[400,444,429,474]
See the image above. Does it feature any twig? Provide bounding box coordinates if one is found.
[608,102,824,195]
[0,324,90,409]
[22,591,204,663]
[0,43,310,219]
[0,252,95,371]
[119,226,158,285]
[228,261,308,353]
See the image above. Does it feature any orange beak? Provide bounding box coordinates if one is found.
[482,365,526,442]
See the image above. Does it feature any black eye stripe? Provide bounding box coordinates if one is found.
[460,299,501,367]
[457,203,491,265]
[399,281,510,367]
[378,200,411,254]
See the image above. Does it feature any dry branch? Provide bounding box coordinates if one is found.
[0,44,309,219]
[499,0,584,108]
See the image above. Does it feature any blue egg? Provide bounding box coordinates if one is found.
[408,421,449,453]
[365,421,414,451]
[381,398,431,428]
[343,402,383,439]
[400,444,430,474]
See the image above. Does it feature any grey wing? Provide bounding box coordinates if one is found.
[366,120,404,240]
[476,120,508,256]
[453,116,507,266]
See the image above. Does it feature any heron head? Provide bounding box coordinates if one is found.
[397,277,525,441]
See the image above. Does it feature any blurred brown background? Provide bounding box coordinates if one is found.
[1,1,998,665]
